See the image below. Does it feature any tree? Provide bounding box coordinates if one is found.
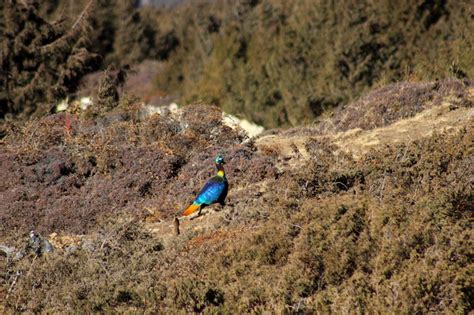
[0,0,100,120]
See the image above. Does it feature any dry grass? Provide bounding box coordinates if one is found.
[1,82,473,313]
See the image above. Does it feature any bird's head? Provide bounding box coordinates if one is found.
[215,155,225,165]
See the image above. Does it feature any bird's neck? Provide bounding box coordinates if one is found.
[216,164,225,177]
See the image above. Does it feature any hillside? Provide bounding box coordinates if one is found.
[1,79,472,313]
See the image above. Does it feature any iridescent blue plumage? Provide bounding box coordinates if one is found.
[182,155,228,216]
[195,178,226,205]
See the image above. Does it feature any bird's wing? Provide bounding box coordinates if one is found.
[195,177,225,205]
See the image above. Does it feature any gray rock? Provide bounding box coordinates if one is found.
[29,230,54,256]
[0,245,16,257]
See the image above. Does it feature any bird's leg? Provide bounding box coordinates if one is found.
[213,200,225,211]
[190,205,204,220]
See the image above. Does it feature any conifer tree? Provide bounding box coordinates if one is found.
[96,67,120,113]
[112,0,158,65]
[0,0,100,120]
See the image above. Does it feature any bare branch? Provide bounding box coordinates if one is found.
[71,0,95,31]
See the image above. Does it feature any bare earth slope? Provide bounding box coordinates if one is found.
[258,79,473,161]
[0,79,473,313]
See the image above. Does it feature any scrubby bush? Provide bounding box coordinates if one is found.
[1,101,471,312]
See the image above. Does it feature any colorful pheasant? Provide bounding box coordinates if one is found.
[181,155,228,217]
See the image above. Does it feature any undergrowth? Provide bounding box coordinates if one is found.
[1,111,472,313]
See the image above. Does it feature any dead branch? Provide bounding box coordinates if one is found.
[72,0,95,31]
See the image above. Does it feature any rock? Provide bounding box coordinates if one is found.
[0,245,16,257]
[29,231,54,256]
[222,113,264,137]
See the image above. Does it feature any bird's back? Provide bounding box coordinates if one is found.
[195,176,227,205]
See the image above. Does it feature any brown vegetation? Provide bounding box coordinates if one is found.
[0,103,275,237]
[0,80,472,313]
[0,1,472,313]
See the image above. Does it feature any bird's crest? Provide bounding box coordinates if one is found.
[215,155,225,165]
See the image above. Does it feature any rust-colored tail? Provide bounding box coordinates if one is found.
[182,203,200,216]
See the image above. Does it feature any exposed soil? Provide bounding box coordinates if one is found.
[257,79,473,163]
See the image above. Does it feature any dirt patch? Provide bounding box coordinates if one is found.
[313,78,473,133]
[256,79,473,162]
[332,101,474,158]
